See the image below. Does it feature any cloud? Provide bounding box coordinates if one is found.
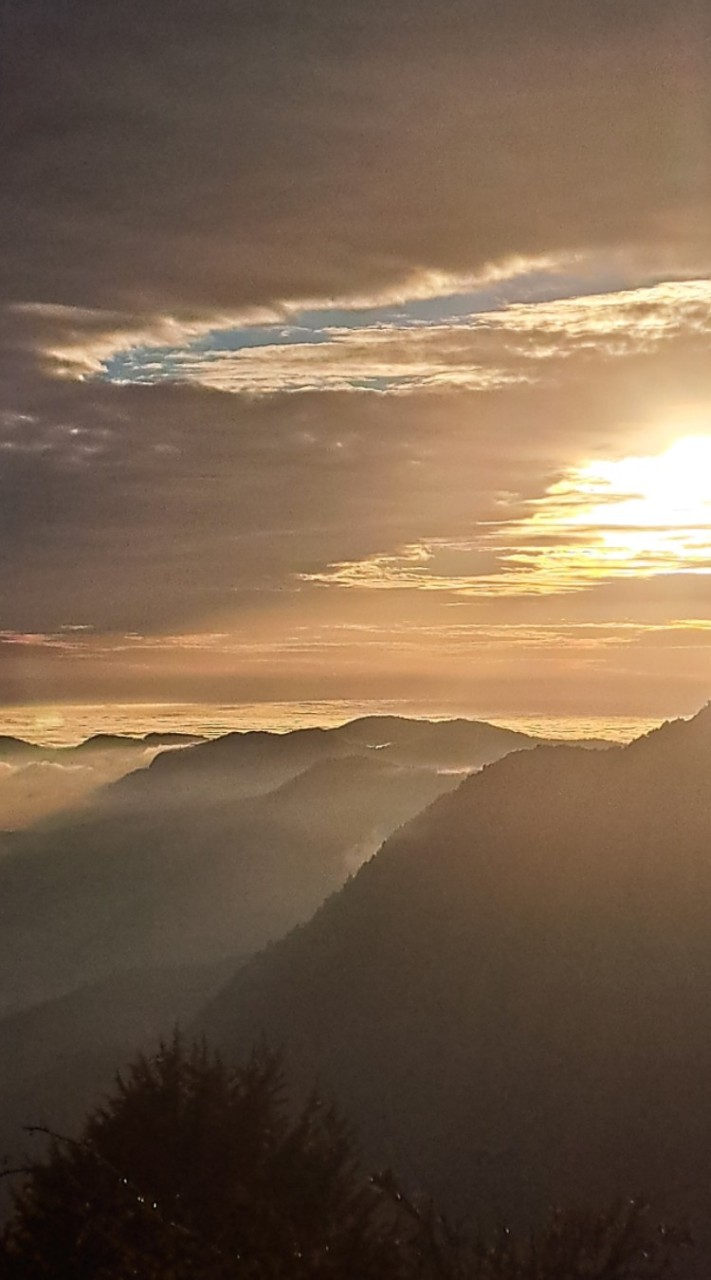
[5,606,711,720]
[0,753,156,831]
[2,322,711,644]
[301,436,711,597]
[86,279,711,395]
[2,0,711,708]
[3,0,711,328]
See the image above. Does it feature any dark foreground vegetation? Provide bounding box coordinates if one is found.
[0,1038,690,1279]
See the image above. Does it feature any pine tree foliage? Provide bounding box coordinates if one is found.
[0,1037,691,1278]
[0,1036,397,1278]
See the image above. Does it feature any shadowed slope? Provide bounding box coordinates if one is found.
[198,707,711,1228]
[0,745,459,1015]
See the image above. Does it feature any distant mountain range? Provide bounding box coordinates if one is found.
[0,711,628,1229]
[0,715,551,1016]
[195,706,711,1234]
[0,713,555,1189]
[0,731,204,764]
[0,732,206,831]
[111,715,550,806]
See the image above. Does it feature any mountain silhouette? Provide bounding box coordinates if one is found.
[0,733,207,832]
[0,736,46,763]
[330,714,544,767]
[109,726,357,808]
[112,716,545,807]
[0,725,491,1015]
[197,706,711,1234]
[0,713,591,1221]
[71,731,204,751]
[0,731,203,764]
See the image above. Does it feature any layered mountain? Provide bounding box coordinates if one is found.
[0,715,545,1008]
[199,706,711,1233]
[330,714,543,767]
[114,715,542,810]
[0,731,203,764]
[0,713,553,1204]
[0,742,469,1015]
[0,732,204,832]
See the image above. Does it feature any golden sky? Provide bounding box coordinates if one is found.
[2,0,711,715]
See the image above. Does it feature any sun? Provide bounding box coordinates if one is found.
[574,436,711,532]
[505,434,711,593]
[301,434,711,598]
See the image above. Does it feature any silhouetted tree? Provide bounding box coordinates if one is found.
[0,1035,399,1278]
[0,1037,691,1279]
[372,1171,690,1279]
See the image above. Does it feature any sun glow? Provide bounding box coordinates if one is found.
[531,434,711,573]
[569,436,711,531]
[301,434,711,598]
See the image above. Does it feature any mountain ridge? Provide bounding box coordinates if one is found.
[196,704,711,1228]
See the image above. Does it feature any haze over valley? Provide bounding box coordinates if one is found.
[0,713,549,1194]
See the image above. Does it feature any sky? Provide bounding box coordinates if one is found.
[2,0,711,717]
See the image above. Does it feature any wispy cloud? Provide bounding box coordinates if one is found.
[302,435,711,597]
[3,0,711,707]
[89,279,711,395]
